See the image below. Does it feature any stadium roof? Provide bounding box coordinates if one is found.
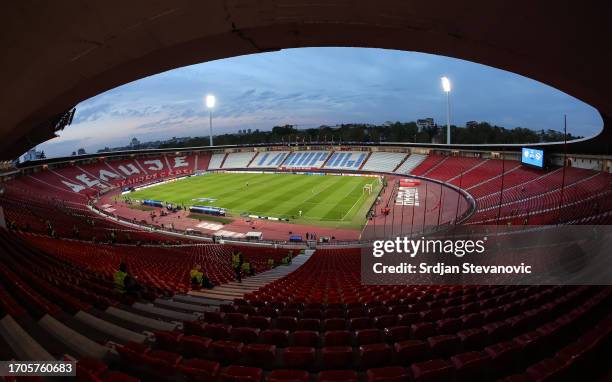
[1,1,611,159]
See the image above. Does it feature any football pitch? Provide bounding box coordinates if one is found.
[125,172,382,229]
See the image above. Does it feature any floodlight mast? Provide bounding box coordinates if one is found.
[205,95,216,146]
[441,77,451,145]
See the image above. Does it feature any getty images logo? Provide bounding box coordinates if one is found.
[373,237,487,258]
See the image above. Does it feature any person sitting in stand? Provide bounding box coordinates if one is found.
[190,264,214,289]
[113,262,143,298]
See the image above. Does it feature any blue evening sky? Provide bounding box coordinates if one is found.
[39,48,602,157]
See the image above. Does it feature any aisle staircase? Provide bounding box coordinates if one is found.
[184,250,314,302]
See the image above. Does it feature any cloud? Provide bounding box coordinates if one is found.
[38,47,602,158]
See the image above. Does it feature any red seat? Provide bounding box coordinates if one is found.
[324,318,346,331]
[231,327,261,344]
[451,351,491,381]
[147,350,182,376]
[427,335,459,358]
[359,343,392,368]
[349,317,373,331]
[483,321,511,343]
[180,335,212,358]
[484,341,521,376]
[457,328,486,350]
[204,311,224,323]
[261,329,290,347]
[248,315,271,330]
[397,313,419,326]
[317,370,358,382]
[461,313,484,329]
[324,330,352,346]
[321,346,353,369]
[203,324,232,340]
[180,359,221,382]
[410,359,454,382]
[183,321,207,336]
[297,318,320,331]
[282,347,316,369]
[293,331,320,347]
[435,318,462,335]
[393,340,427,365]
[210,340,244,362]
[411,323,437,340]
[220,365,263,382]
[225,313,249,327]
[384,326,411,343]
[366,367,410,382]
[243,343,276,367]
[374,315,397,329]
[104,371,140,382]
[154,331,183,352]
[356,329,382,345]
[277,316,298,331]
[303,309,324,319]
[267,369,309,382]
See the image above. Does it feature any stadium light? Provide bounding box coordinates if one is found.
[205,94,216,146]
[441,77,451,144]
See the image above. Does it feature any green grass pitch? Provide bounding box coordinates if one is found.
[124,172,381,229]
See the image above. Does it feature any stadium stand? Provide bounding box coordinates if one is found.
[394,153,427,174]
[208,153,226,170]
[1,147,612,381]
[360,152,407,173]
[323,151,369,170]
[248,151,290,168]
[281,151,331,169]
[222,152,257,169]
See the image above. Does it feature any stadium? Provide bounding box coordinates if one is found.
[0,2,611,382]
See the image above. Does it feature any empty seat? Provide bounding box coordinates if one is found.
[484,341,521,376]
[180,335,212,358]
[321,346,353,369]
[267,369,309,382]
[220,365,263,382]
[435,318,462,334]
[393,340,427,365]
[297,318,320,331]
[427,335,460,358]
[248,316,271,330]
[457,328,486,350]
[410,323,437,340]
[324,331,352,346]
[203,324,232,340]
[359,343,392,368]
[451,351,491,381]
[282,347,316,369]
[384,326,411,343]
[356,329,382,345]
[317,370,358,382]
[366,367,410,382]
[277,316,298,331]
[261,329,290,347]
[374,315,397,329]
[226,313,249,327]
[349,317,372,331]
[323,318,346,331]
[243,343,276,367]
[410,359,454,382]
[293,331,320,347]
[180,359,220,382]
[231,327,260,344]
[210,340,244,363]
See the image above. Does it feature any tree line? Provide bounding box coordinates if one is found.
[157,121,582,148]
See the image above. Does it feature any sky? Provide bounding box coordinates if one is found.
[38,47,602,157]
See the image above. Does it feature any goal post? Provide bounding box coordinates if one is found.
[363,184,373,195]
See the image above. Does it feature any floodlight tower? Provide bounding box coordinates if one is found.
[205,94,216,146]
[441,77,451,145]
